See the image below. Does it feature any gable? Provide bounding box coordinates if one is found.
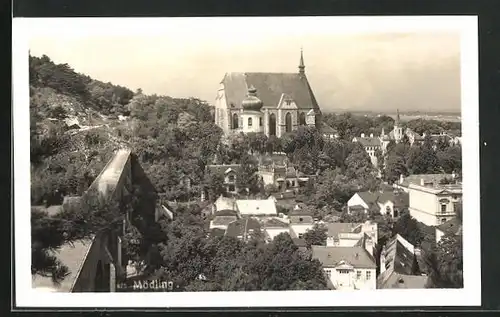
[277,93,298,110]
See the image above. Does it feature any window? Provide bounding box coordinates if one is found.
[285,112,292,133]
[232,113,239,129]
[338,269,350,274]
[356,270,362,279]
[299,112,306,125]
[259,117,262,126]
[386,206,391,215]
[441,204,447,213]
[298,233,304,239]
[325,269,331,278]
[248,117,253,127]
[286,100,291,105]
[228,175,235,182]
[441,218,447,224]
[228,184,235,192]
[366,271,372,280]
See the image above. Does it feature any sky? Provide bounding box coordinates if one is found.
[28,17,462,113]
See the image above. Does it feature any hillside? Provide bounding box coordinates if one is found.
[30,54,220,206]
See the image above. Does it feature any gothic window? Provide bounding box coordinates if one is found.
[248,117,253,127]
[269,114,276,136]
[285,112,292,133]
[299,112,306,125]
[232,113,239,129]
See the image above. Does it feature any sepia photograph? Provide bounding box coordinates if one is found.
[13,16,480,308]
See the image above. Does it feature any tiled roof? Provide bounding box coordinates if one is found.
[263,218,289,228]
[225,218,262,238]
[399,174,453,188]
[32,237,95,292]
[322,123,337,134]
[377,234,427,289]
[211,216,238,226]
[356,191,409,209]
[215,195,237,212]
[436,217,462,235]
[221,72,320,111]
[356,137,381,147]
[311,246,376,269]
[206,164,241,176]
[289,215,314,224]
[326,223,362,239]
[209,228,227,237]
[214,209,239,217]
[236,199,277,216]
[292,238,307,247]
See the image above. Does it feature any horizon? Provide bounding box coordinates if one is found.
[28,17,461,113]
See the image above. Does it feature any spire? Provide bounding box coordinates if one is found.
[396,109,400,126]
[299,47,305,75]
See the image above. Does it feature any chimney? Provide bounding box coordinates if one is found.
[370,133,374,138]
[361,133,365,138]
[399,174,404,184]
[420,178,425,186]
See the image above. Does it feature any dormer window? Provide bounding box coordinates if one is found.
[286,100,291,105]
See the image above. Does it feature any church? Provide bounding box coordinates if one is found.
[214,50,322,138]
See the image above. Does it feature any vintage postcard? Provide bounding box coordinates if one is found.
[13,16,480,308]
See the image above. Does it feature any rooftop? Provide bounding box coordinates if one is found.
[355,137,381,147]
[32,237,95,292]
[225,217,262,238]
[311,245,376,269]
[377,234,428,289]
[221,72,320,111]
[436,217,462,235]
[398,173,453,188]
[236,199,277,216]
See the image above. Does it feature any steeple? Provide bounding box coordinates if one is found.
[396,109,401,127]
[298,47,305,76]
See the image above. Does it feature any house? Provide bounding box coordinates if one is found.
[258,162,310,191]
[377,234,428,289]
[408,181,462,226]
[311,245,377,290]
[352,134,382,167]
[214,49,322,139]
[262,217,290,242]
[435,217,462,244]
[326,221,378,250]
[394,173,455,193]
[379,109,423,148]
[288,208,314,240]
[321,123,339,139]
[206,164,242,194]
[214,195,237,213]
[225,217,262,241]
[347,190,409,218]
[236,199,277,217]
[209,215,239,230]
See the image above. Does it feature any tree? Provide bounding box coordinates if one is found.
[303,224,328,248]
[236,154,259,195]
[392,212,424,246]
[203,171,225,201]
[425,233,463,288]
[437,145,462,174]
[407,135,441,174]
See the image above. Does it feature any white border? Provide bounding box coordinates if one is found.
[13,16,480,308]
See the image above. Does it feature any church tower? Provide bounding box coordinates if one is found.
[240,86,264,134]
[298,48,305,77]
[394,109,403,143]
